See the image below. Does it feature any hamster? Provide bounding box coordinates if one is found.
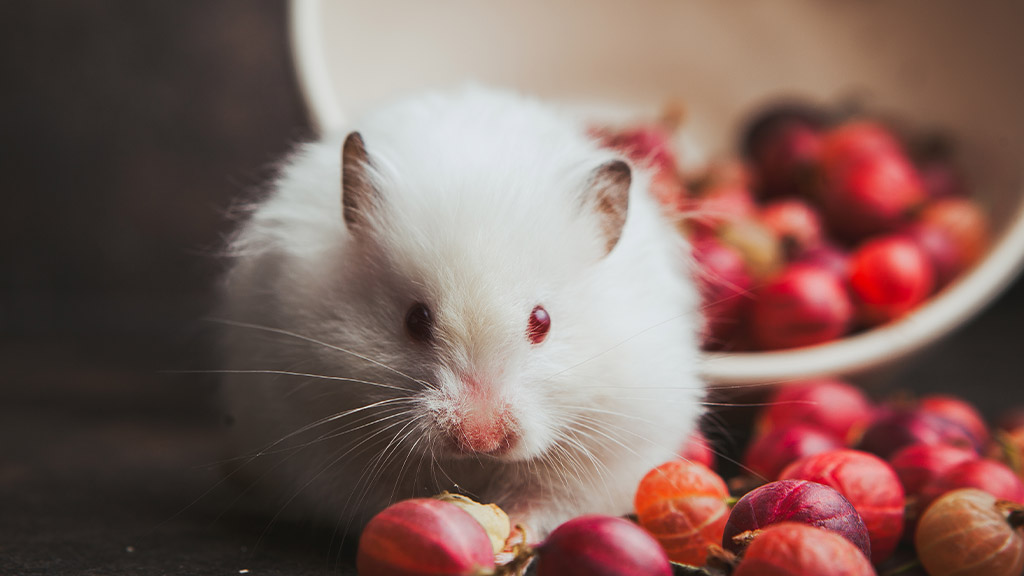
[218,86,705,538]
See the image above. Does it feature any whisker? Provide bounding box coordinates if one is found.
[567,418,643,460]
[547,442,587,495]
[361,418,421,501]
[391,432,427,503]
[257,414,418,551]
[160,395,414,534]
[167,368,415,393]
[699,400,818,408]
[207,318,433,389]
[557,428,614,505]
[557,404,653,423]
[312,407,420,448]
[571,412,662,449]
[539,312,691,384]
[226,397,415,466]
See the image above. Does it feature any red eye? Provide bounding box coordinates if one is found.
[405,303,433,342]
[527,305,551,345]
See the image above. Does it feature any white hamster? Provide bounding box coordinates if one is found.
[219,86,705,537]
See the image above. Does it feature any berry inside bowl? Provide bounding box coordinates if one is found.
[289,0,1024,384]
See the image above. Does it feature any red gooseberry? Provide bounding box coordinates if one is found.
[732,523,876,576]
[821,152,926,241]
[758,198,825,258]
[918,197,989,268]
[722,479,871,558]
[755,378,873,444]
[780,449,905,564]
[743,424,843,481]
[848,234,935,326]
[919,393,991,451]
[920,459,1024,513]
[741,102,826,199]
[819,121,903,170]
[901,220,965,290]
[857,406,978,461]
[634,460,730,566]
[748,263,854,350]
[535,515,672,576]
[691,236,753,350]
[888,443,979,499]
[357,498,495,576]
[688,184,758,234]
[793,242,850,281]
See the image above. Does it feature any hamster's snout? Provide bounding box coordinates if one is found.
[450,409,519,455]
[437,376,520,456]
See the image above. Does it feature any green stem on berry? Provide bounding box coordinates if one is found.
[724,496,740,507]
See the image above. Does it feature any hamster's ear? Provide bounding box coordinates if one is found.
[581,159,631,255]
[341,131,378,230]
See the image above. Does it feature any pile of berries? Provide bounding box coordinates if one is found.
[597,103,991,351]
[357,378,1024,576]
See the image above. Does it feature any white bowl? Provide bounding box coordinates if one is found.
[288,0,1024,384]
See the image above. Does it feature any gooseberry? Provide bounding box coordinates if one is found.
[857,406,977,460]
[722,479,870,558]
[780,449,905,564]
[743,424,843,481]
[888,443,979,499]
[920,394,991,451]
[848,234,934,325]
[748,263,854,350]
[915,489,1024,576]
[920,459,1024,511]
[535,515,672,576]
[634,460,730,565]
[732,523,876,576]
[357,498,495,576]
[755,378,873,444]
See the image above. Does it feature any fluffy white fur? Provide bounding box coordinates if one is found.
[220,87,705,536]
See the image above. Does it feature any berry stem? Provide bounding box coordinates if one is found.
[996,500,1024,529]
[494,524,536,576]
[1009,510,1024,530]
[704,544,740,575]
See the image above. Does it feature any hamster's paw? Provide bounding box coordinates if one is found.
[505,508,568,544]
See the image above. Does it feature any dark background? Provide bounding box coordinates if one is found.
[1,2,1022,574]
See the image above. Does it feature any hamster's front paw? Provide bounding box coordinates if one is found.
[505,508,566,545]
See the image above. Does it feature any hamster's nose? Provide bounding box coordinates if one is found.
[447,408,520,455]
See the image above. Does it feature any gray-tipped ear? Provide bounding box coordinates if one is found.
[341,131,377,230]
[582,159,631,255]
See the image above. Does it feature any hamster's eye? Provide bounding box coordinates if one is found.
[405,303,433,342]
[527,305,550,345]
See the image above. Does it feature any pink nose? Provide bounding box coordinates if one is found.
[448,412,519,455]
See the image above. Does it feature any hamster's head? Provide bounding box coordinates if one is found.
[314,91,701,465]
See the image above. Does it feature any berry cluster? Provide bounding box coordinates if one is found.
[596,103,990,351]
[356,379,1024,576]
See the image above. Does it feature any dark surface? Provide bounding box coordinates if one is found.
[1,2,353,574]
[1,2,1023,575]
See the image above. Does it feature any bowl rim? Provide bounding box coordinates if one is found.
[287,0,1024,385]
